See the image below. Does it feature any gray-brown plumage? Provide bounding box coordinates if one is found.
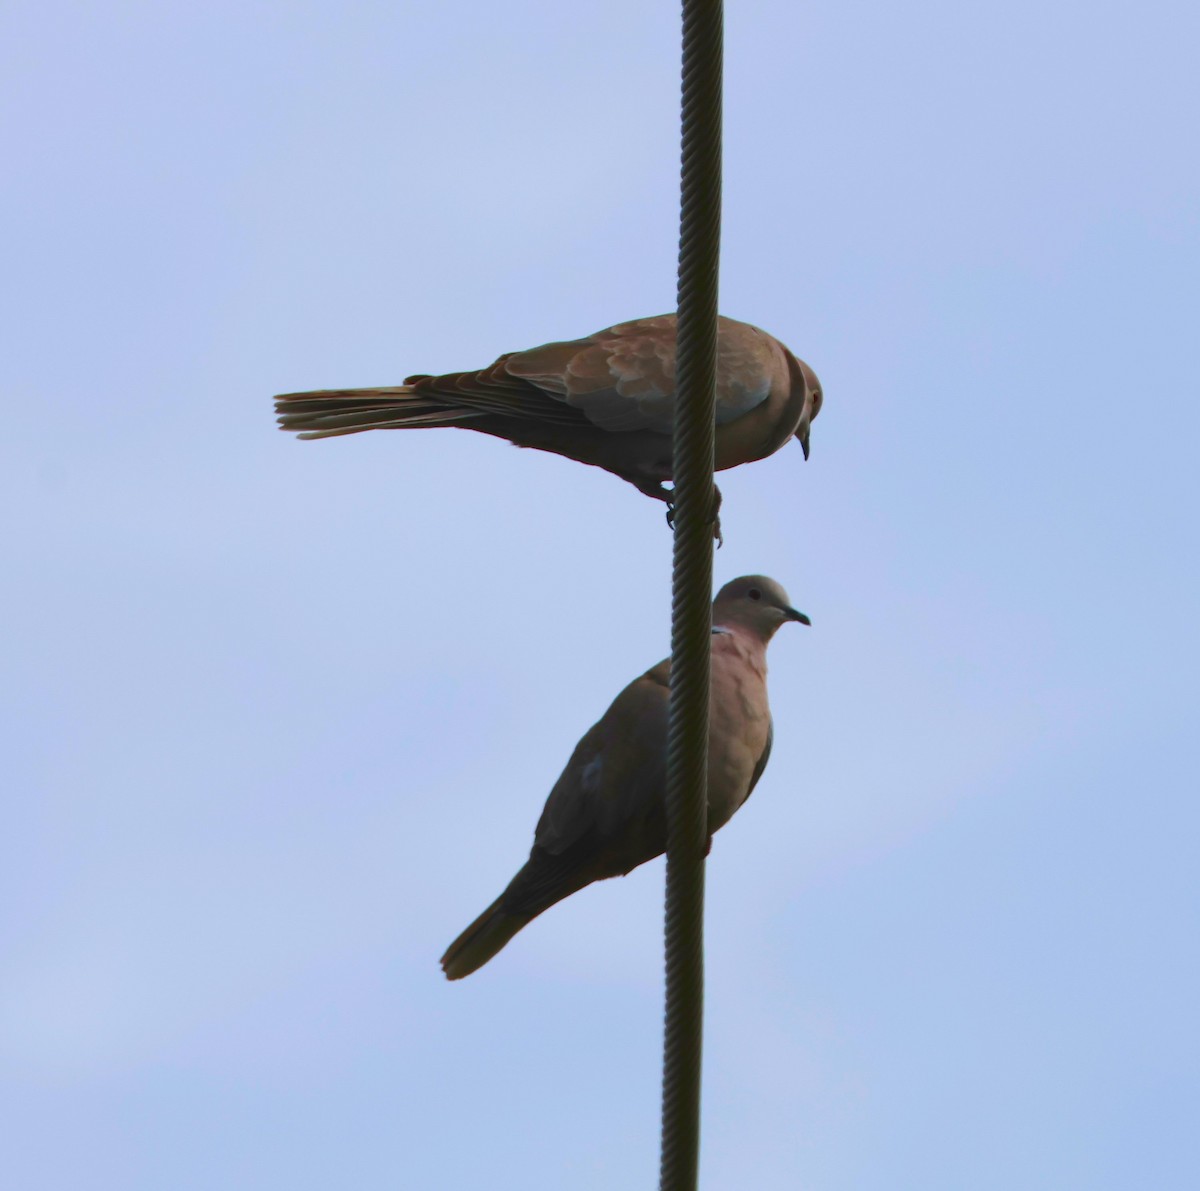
[440,575,809,980]
[275,315,822,516]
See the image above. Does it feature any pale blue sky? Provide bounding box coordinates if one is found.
[2,1,1197,1188]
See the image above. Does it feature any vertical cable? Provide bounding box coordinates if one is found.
[659,0,722,1188]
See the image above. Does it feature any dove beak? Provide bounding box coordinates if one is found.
[785,607,811,626]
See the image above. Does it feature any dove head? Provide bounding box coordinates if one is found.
[712,575,810,642]
[799,360,823,412]
[793,358,823,460]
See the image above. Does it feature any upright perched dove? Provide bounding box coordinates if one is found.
[275,315,822,522]
[441,575,809,980]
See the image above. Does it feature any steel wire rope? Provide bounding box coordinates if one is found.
[659,0,723,1188]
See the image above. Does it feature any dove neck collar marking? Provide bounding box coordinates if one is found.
[711,625,733,636]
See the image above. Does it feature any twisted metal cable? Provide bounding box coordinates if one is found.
[660,1,722,1188]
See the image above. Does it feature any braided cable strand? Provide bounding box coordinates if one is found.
[660,1,722,1189]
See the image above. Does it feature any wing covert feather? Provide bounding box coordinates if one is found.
[533,661,671,856]
[503,316,783,435]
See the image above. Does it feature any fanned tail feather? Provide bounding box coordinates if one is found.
[274,385,479,440]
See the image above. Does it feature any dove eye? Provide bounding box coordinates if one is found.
[748,588,762,600]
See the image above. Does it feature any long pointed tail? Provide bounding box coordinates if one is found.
[440,895,532,981]
[274,386,478,440]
